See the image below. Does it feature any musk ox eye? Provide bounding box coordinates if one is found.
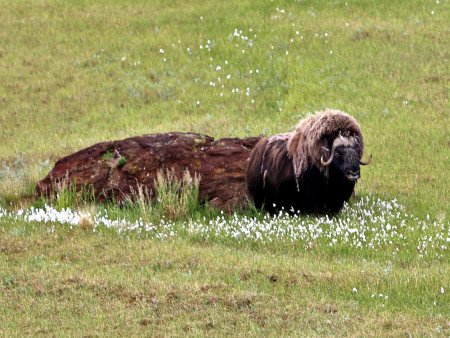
[335,151,340,158]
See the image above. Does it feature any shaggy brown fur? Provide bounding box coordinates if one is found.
[246,109,368,214]
[286,109,364,180]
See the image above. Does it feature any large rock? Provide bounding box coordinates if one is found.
[36,132,262,210]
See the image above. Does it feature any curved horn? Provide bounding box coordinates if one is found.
[359,155,372,166]
[321,136,356,166]
[321,142,340,166]
[321,153,334,166]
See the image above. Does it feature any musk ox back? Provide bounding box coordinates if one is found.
[246,109,372,214]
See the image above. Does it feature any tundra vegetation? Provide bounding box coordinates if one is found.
[0,0,448,336]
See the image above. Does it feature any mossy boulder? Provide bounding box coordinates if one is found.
[36,132,261,210]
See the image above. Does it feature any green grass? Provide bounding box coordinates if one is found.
[0,0,449,335]
[0,213,448,336]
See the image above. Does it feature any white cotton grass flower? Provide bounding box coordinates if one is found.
[352,287,358,293]
[2,196,448,258]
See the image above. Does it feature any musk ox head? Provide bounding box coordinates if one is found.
[320,133,372,183]
[287,109,371,182]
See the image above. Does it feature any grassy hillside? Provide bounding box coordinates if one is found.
[0,0,448,335]
[1,0,448,215]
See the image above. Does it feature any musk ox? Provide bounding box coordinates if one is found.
[246,109,372,214]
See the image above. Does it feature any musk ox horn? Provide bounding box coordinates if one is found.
[359,155,372,166]
[320,136,350,166]
[320,143,339,166]
[321,154,333,166]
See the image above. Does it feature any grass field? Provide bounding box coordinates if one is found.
[0,0,449,335]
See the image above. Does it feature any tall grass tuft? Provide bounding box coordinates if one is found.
[0,157,48,206]
[153,169,202,221]
[49,181,96,210]
[44,169,216,225]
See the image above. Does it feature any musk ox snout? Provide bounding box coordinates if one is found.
[346,169,360,182]
[329,146,362,182]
